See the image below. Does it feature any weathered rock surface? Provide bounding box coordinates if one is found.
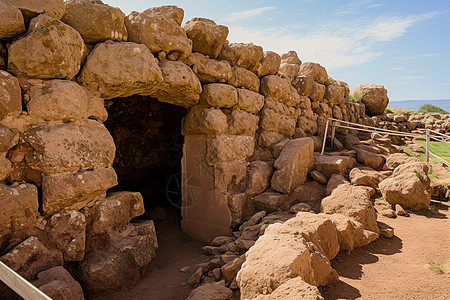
[0,71,21,120]
[218,41,263,72]
[228,66,260,92]
[271,138,314,193]
[45,210,86,261]
[384,153,420,170]
[237,88,264,114]
[2,0,66,21]
[292,75,314,97]
[125,9,192,60]
[247,161,272,196]
[355,147,385,170]
[184,18,229,58]
[314,154,355,179]
[0,183,38,249]
[78,42,163,99]
[226,109,259,136]
[0,2,25,39]
[32,266,85,300]
[353,84,389,116]
[187,281,233,300]
[349,167,390,188]
[261,75,301,107]
[298,62,327,84]
[200,83,237,108]
[253,192,286,213]
[184,52,232,83]
[26,79,107,122]
[256,51,281,77]
[62,0,127,43]
[24,123,116,174]
[252,277,323,300]
[8,14,85,79]
[182,106,228,135]
[206,135,254,164]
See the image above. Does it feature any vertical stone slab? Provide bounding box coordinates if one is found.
[181,135,232,242]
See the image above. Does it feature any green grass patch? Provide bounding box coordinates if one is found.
[385,107,414,113]
[429,263,447,274]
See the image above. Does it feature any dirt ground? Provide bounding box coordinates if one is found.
[94,209,207,300]
[320,200,450,300]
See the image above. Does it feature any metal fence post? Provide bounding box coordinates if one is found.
[426,129,430,163]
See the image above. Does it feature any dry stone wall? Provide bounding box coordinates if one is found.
[0,0,378,297]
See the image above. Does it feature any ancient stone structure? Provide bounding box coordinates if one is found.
[2,0,440,299]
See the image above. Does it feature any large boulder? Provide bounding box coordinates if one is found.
[32,266,84,300]
[45,210,86,261]
[236,88,264,114]
[353,84,389,116]
[23,123,116,175]
[0,183,38,249]
[26,79,107,122]
[62,0,128,44]
[184,18,229,58]
[199,83,237,108]
[253,277,323,300]
[298,62,328,84]
[349,167,390,188]
[260,75,301,107]
[8,14,85,79]
[125,8,192,60]
[247,161,273,196]
[0,2,25,39]
[182,106,228,135]
[42,168,118,215]
[256,51,281,77]
[184,52,232,83]
[2,0,65,21]
[384,153,420,170]
[0,71,21,120]
[314,154,355,179]
[271,138,314,193]
[78,42,163,99]
[292,75,314,97]
[321,184,379,234]
[228,66,260,92]
[156,60,202,107]
[218,41,263,72]
[142,5,184,25]
[187,282,233,300]
[379,162,431,210]
[205,135,254,164]
[226,109,259,136]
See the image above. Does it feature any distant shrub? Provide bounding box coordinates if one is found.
[385,107,413,113]
[348,90,362,103]
[385,108,394,114]
[417,104,448,114]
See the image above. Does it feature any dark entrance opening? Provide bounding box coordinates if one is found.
[104,95,187,215]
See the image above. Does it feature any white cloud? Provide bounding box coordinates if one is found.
[224,7,275,23]
[369,3,385,8]
[227,12,438,71]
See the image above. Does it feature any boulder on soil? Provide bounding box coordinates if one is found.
[0,183,38,249]
[384,153,420,170]
[321,184,379,234]
[8,14,85,80]
[325,174,349,196]
[184,52,232,83]
[314,154,355,179]
[355,147,386,170]
[0,71,21,120]
[218,41,263,72]
[256,51,281,77]
[374,198,396,218]
[78,42,163,99]
[23,123,116,175]
[0,2,25,39]
[62,0,127,43]
[271,138,314,193]
[353,84,389,116]
[125,8,192,60]
[0,237,63,280]
[349,167,390,188]
[252,277,323,300]
[184,18,229,58]
[379,162,431,210]
[45,210,86,261]
[187,281,233,300]
[32,266,84,300]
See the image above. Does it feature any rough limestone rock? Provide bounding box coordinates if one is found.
[0,70,21,120]
[45,210,86,261]
[253,192,287,213]
[271,138,314,193]
[184,52,232,83]
[374,198,396,218]
[228,66,260,92]
[143,5,184,25]
[253,277,324,300]
[298,62,328,84]
[278,50,302,80]
[353,84,389,115]
[355,147,386,170]
[349,167,390,188]
[199,83,237,108]
[26,79,107,122]
[78,42,163,99]
[247,161,273,196]
[42,168,118,215]
[0,183,38,249]
[314,154,355,179]
[23,123,116,175]
[187,281,233,300]
[237,88,265,114]
[184,18,229,58]
[261,75,301,107]
[328,213,377,251]
[62,0,128,44]
[0,2,25,39]
[182,106,228,135]
[384,153,420,170]
[237,213,339,299]
[8,14,85,79]
[256,51,281,77]
[78,222,158,296]
[226,109,259,136]
[321,184,379,234]
[2,0,66,21]
[206,135,254,164]
[324,84,345,106]
[32,266,84,300]
[218,41,263,72]
[0,155,12,180]
[259,98,297,140]
[0,237,63,280]
[156,60,202,107]
[379,162,431,210]
[292,75,314,97]
[309,82,326,102]
[125,9,192,60]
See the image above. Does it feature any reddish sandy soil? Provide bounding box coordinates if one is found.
[320,200,450,300]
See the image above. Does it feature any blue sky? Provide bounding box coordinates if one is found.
[103,0,450,101]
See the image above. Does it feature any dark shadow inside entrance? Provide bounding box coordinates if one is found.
[104,95,187,216]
